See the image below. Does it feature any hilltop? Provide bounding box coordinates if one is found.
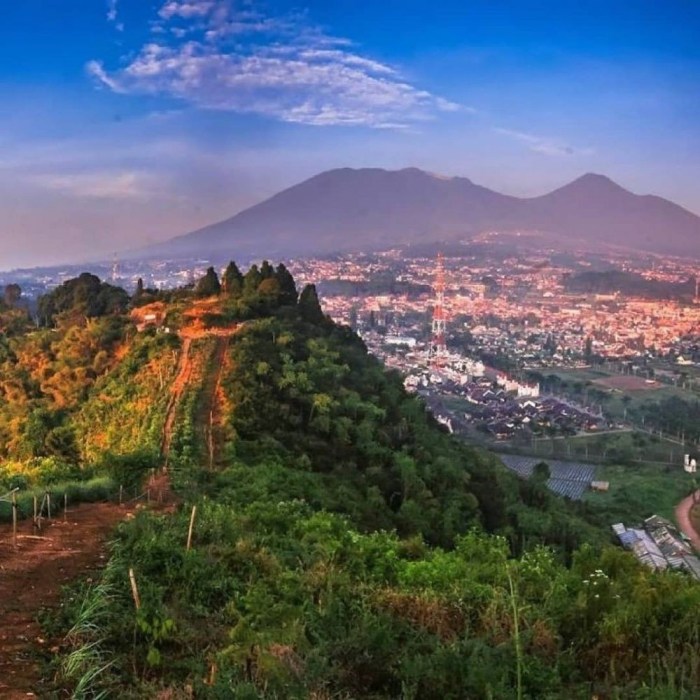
[136,168,700,260]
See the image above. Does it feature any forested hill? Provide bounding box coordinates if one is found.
[3,265,699,698]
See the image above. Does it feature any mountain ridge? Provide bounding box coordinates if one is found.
[135,167,700,259]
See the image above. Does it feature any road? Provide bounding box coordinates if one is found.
[675,490,700,553]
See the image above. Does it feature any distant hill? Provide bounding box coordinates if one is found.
[136,168,700,259]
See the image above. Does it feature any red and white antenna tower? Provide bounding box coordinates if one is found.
[695,275,700,304]
[429,252,448,367]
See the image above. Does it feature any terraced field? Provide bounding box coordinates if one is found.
[497,454,596,500]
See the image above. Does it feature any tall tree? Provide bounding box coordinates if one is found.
[275,264,298,305]
[133,278,145,303]
[223,261,244,297]
[195,267,222,297]
[299,284,325,325]
[243,264,263,295]
[259,260,275,280]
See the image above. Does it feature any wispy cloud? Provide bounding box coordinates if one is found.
[106,0,124,31]
[88,0,466,129]
[86,60,126,93]
[494,128,592,157]
[29,171,157,200]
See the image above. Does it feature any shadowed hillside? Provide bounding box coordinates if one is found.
[136,168,700,260]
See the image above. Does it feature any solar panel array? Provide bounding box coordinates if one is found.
[497,454,597,501]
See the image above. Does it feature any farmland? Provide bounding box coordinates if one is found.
[498,454,595,500]
[584,461,696,524]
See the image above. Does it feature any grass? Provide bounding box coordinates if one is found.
[525,430,688,465]
[583,462,696,524]
[537,367,698,422]
[0,477,115,523]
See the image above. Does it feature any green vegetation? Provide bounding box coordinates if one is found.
[37,272,129,327]
[585,462,696,524]
[39,264,700,699]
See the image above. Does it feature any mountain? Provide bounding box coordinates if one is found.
[137,168,700,259]
[515,173,700,255]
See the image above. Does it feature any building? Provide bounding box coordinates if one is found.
[613,515,700,581]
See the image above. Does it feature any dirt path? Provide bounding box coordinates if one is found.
[0,502,137,698]
[675,490,700,553]
[162,336,193,463]
[199,336,230,470]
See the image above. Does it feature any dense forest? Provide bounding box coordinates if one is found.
[0,266,698,698]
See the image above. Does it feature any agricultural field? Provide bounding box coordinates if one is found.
[591,375,661,391]
[498,454,596,500]
[584,461,696,524]
[525,429,689,466]
[536,366,699,423]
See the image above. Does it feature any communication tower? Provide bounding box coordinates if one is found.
[429,252,448,367]
[695,276,700,304]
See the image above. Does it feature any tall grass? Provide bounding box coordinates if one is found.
[60,579,116,699]
[0,476,114,523]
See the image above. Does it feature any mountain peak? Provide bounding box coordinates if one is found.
[566,172,628,192]
[136,167,700,261]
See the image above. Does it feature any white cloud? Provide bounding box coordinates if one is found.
[159,1,216,20]
[86,60,126,93]
[107,0,118,22]
[495,128,592,157]
[89,1,466,129]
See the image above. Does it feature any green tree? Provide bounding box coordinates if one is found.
[243,265,263,295]
[37,273,128,327]
[195,267,222,297]
[223,261,244,297]
[132,278,145,304]
[299,284,325,325]
[259,260,275,280]
[274,263,298,305]
[258,277,281,299]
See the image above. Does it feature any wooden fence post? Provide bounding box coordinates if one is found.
[119,484,123,505]
[33,495,37,527]
[64,493,68,522]
[47,492,51,520]
[186,505,197,551]
[12,491,17,548]
[129,568,141,610]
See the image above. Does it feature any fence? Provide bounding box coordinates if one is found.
[0,472,170,550]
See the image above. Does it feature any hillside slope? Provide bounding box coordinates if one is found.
[40,268,700,699]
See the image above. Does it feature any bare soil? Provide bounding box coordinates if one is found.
[592,375,661,392]
[0,502,136,698]
[675,490,700,553]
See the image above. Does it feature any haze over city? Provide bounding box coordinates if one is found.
[2,0,700,268]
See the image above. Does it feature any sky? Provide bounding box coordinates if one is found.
[1,0,699,268]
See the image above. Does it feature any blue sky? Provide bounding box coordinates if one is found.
[1,0,699,267]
